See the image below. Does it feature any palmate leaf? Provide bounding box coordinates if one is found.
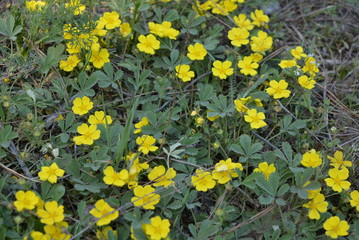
[0,15,22,41]
[0,125,18,148]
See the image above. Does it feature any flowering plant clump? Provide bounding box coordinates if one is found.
[2,0,358,239]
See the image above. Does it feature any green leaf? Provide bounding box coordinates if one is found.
[167,200,183,210]
[259,195,274,205]
[197,220,219,239]
[0,15,22,41]
[39,44,65,74]
[0,125,18,148]
[164,9,179,21]
[230,134,263,162]
[77,200,86,221]
[72,72,98,97]
[277,184,290,196]
[48,184,65,201]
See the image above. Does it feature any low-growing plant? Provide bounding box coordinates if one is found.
[0,0,358,239]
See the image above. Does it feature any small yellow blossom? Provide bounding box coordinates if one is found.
[254,162,276,180]
[302,57,319,76]
[249,53,263,63]
[254,99,263,107]
[137,34,161,55]
[237,56,259,76]
[250,9,269,27]
[38,163,65,184]
[349,190,359,211]
[212,158,243,184]
[301,149,322,168]
[191,169,216,192]
[59,55,81,72]
[27,231,51,240]
[131,185,160,210]
[148,165,176,187]
[212,60,234,79]
[98,11,121,30]
[234,97,251,113]
[298,75,316,90]
[14,190,39,211]
[103,166,129,187]
[278,59,297,68]
[90,199,119,226]
[187,43,207,61]
[325,167,351,193]
[120,23,131,37]
[195,117,204,126]
[37,201,65,225]
[323,216,350,239]
[244,109,267,129]
[265,80,291,99]
[302,193,328,220]
[175,64,195,82]
[65,0,86,15]
[136,135,158,154]
[26,0,46,12]
[206,110,220,121]
[73,123,101,145]
[290,46,307,59]
[134,117,149,134]
[44,222,71,240]
[90,47,110,69]
[233,14,254,30]
[88,111,113,126]
[143,216,171,240]
[327,150,352,169]
[72,96,93,115]
[250,31,272,53]
[227,27,249,47]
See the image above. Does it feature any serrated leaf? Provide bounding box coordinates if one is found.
[0,125,18,148]
[167,200,183,210]
[259,195,274,205]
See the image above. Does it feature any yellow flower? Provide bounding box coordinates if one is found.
[254,162,276,180]
[137,34,161,55]
[302,193,328,220]
[44,223,71,240]
[26,0,46,12]
[249,53,263,63]
[134,117,149,134]
[28,231,51,240]
[278,59,297,68]
[233,14,254,30]
[90,199,119,226]
[303,181,321,199]
[349,190,359,211]
[175,64,195,82]
[131,185,160,210]
[38,163,65,184]
[290,46,307,59]
[298,75,316,90]
[59,55,81,72]
[237,56,259,76]
[96,226,118,240]
[254,99,263,107]
[143,216,171,240]
[65,0,86,15]
[187,43,207,61]
[250,9,269,27]
[301,149,322,168]
[136,135,158,154]
[250,31,272,53]
[99,11,121,30]
[212,158,243,184]
[88,111,113,126]
[325,167,351,193]
[191,169,216,192]
[73,123,101,145]
[302,57,319,76]
[90,47,110,69]
[244,109,267,129]
[212,60,234,79]
[327,150,352,169]
[72,96,93,115]
[66,42,81,54]
[120,22,131,37]
[323,216,350,239]
[234,97,251,113]
[103,166,129,187]
[149,21,179,40]
[37,201,64,225]
[265,80,291,99]
[148,165,176,187]
[227,27,249,47]
[14,190,39,211]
